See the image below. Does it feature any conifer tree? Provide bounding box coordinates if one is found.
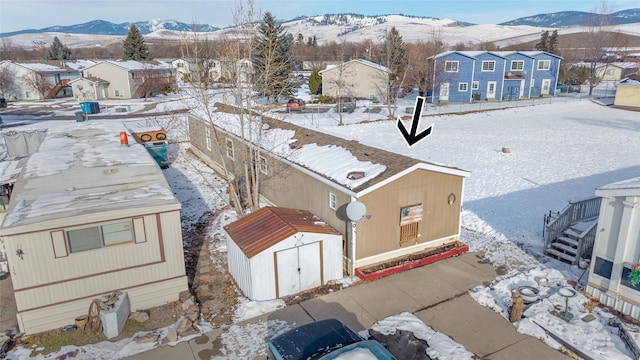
[378,27,406,79]
[308,69,322,95]
[122,24,151,60]
[252,12,294,102]
[535,30,550,51]
[43,36,73,60]
[548,30,559,54]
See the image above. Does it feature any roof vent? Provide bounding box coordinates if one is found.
[347,171,365,180]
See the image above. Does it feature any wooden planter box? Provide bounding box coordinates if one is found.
[354,242,469,281]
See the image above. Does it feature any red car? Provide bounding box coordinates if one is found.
[286,98,305,111]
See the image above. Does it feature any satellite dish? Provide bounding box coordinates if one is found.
[346,202,366,222]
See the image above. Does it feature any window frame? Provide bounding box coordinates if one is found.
[329,192,337,210]
[66,220,134,254]
[225,138,234,160]
[259,155,268,175]
[593,256,613,279]
[114,89,125,97]
[537,60,551,70]
[481,60,496,72]
[472,81,479,90]
[510,60,525,71]
[444,61,459,73]
[458,82,468,92]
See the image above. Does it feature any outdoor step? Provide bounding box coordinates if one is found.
[545,248,577,264]
[550,242,578,255]
[563,228,582,239]
[556,236,579,247]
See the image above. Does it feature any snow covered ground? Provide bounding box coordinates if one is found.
[3,84,640,359]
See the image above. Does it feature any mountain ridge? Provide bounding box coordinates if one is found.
[2,8,639,38]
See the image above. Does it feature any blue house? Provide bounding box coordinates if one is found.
[431,51,562,103]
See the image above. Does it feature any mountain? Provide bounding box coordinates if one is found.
[500,8,640,27]
[0,19,219,37]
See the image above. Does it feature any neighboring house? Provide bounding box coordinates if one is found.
[218,58,254,84]
[319,59,392,101]
[78,60,174,100]
[224,206,343,300]
[0,60,94,101]
[68,77,110,101]
[0,124,188,334]
[188,104,470,277]
[595,62,639,81]
[171,58,222,87]
[613,74,640,111]
[586,177,640,319]
[431,51,562,103]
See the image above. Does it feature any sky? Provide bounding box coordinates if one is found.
[3,81,640,359]
[1,0,638,34]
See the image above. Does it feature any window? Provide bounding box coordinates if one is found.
[225,138,234,159]
[329,193,336,210]
[444,61,459,72]
[472,81,479,90]
[66,221,133,253]
[481,61,495,71]
[205,127,211,151]
[115,89,124,97]
[510,60,525,71]
[593,257,613,279]
[259,155,267,174]
[537,60,550,70]
[621,266,640,290]
[606,68,614,75]
[458,82,468,92]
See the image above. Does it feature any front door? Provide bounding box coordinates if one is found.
[487,81,497,100]
[541,79,551,95]
[276,242,321,298]
[519,80,525,98]
[439,83,449,101]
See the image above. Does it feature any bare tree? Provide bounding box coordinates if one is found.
[0,63,18,98]
[19,72,53,100]
[583,2,623,95]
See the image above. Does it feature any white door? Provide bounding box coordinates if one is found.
[519,80,525,98]
[276,242,321,297]
[487,81,496,99]
[439,83,449,101]
[541,79,551,95]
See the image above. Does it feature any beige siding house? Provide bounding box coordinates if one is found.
[0,124,188,334]
[595,62,639,81]
[188,104,469,276]
[78,60,174,100]
[613,75,640,111]
[319,59,392,101]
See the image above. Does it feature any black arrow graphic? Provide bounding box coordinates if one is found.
[397,96,433,147]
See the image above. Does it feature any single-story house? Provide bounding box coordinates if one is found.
[587,177,640,320]
[188,104,470,276]
[77,60,174,100]
[224,206,343,300]
[319,59,392,101]
[613,74,640,111]
[595,62,639,81]
[431,51,562,103]
[0,124,188,334]
[0,60,95,101]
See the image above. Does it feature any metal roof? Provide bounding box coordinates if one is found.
[224,207,341,258]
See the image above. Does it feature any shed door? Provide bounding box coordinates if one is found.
[439,83,449,101]
[276,242,321,298]
[487,81,497,99]
[541,79,551,95]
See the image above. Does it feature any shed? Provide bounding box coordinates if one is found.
[224,207,343,300]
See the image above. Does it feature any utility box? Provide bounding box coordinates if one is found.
[144,141,169,169]
[75,111,86,122]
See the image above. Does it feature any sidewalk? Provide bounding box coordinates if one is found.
[127,252,568,359]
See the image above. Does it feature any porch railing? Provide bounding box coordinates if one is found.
[543,197,601,252]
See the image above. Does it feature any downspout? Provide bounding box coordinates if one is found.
[470,60,475,103]
[554,56,562,96]
[529,59,535,98]
[432,58,437,103]
[349,195,358,277]
[500,58,506,100]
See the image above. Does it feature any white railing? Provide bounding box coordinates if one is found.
[544,197,601,258]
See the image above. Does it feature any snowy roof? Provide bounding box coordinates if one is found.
[0,124,180,233]
[200,104,469,195]
[91,60,172,71]
[319,58,391,74]
[618,75,640,85]
[596,177,640,197]
[12,61,68,72]
[596,62,639,69]
[0,158,27,186]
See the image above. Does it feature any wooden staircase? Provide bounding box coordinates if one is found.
[543,197,601,265]
[47,79,70,99]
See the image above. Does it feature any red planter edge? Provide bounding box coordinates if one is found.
[354,244,470,281]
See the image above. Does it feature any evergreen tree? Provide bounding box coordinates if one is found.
[43,36,73,60]
[548,30,559,54]
[378,27,406,79]
[308,69,322,95]
[252,12,294,102]
[535,30,550,51]
[122,24,151,60]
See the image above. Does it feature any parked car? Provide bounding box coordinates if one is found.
[563,81,581,93]
[0,98,6,108]
[317,340,396,359]
[286,98,306,111]
[266,319,394,360]
[337,96,356,112]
